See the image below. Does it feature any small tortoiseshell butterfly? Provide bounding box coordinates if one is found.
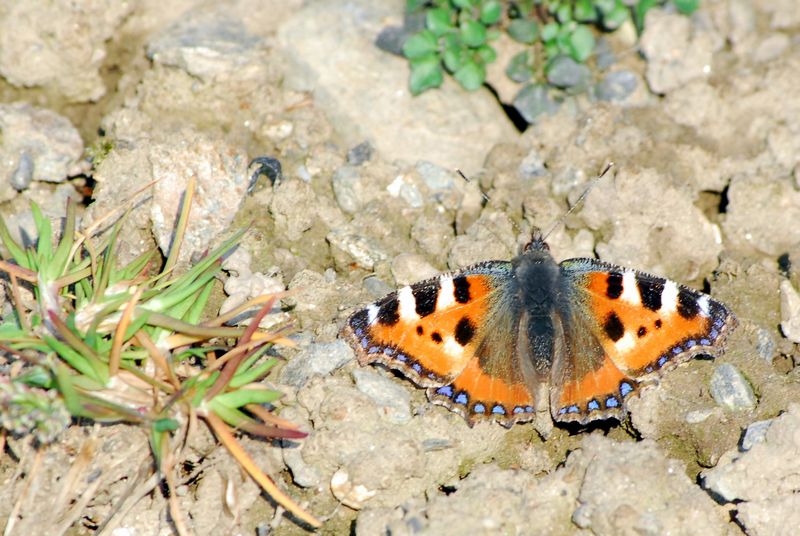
[342,229,736,427]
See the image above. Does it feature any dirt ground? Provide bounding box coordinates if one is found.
[1,0,800,534]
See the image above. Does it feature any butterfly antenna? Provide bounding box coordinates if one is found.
[542,162,615,241]
[456,169,524,237]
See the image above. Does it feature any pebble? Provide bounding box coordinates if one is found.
[391,253,438,286]
[596,70,638,102]
[740,418,773,451]
[512,83,560,124]
[347,141,373,166]
[710,363,757,411]
[415,160,455,191]
[546,56,591,90]
[780,280,800,343]
[352,368,412,424]
[279,340,354,388]
[517,149,546,180]
[332,165,363,214]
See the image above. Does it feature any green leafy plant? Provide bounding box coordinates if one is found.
[403,0,700,102]
[0,179,320,531]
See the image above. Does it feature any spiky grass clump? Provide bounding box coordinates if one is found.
[0,179,320,531]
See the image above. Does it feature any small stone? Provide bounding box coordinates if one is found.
[332,165,363,214]
[780,280,800,343]
[594,38,616,70]
[752,33,790,63]
[415,161,455,191]
[327,228,389,270]
[352,368,412,424]
[331,468,377,509]
[374,25,406,56]
[546,56,591,90]
[386,174,423,208]
[280,340,354,388]
[347,141,373,166]
[596,70,638,102]
[740,419,774,451]
[9,152,33,191]
[754,327,777,363]
[685,408,714,424]
[710,363,757,411]
[362,276,393,298]
[512,84,560,124]
[391,253,439,286]
[518,149,546,180]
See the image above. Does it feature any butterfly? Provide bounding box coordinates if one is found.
[342,229,736,427]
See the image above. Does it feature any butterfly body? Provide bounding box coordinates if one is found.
[343,232,736,427]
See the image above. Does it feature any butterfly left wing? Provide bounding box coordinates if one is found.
[343,263,540,427]
[550,258,737,424]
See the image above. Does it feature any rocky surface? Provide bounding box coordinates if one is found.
[1,0,799,534]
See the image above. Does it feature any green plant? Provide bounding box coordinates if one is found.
[403,0,701,100]
[0,180,320,531]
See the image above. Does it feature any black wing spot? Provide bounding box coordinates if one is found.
[655,319,662,329]
[377,296,400,325]
[350,308,369,329]
[413,282,439,317]
[431,332,443,343]
[455,316,476,346]
[603,312,625,342]
[677,289,700,319]
[606,272,623,299]
[416,325,424,335]
[453,276,471,303]
[637,276,665,311]
[637,326,647,338]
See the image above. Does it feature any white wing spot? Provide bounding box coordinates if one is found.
[615,332,636,353]
[367,304,379,325]
[698,295,711,317]
[443,336,464,358]
[662,281,679,314]
[438,275,455,309]
[398,286,418,321]
[621,271,641,305]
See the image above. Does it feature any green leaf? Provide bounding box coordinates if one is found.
[230,358,278,389]
[480,1,502,24]
[403,30,439,59]
[476,44,496,64]
[211,387,282,409]
[540,22,559,42]
[0,214,27,266]
[506,50,533,82]
[409,55,444,94]
[427,8,453,35]
[568,25,595,62]
[602,2,629,30]
[460,20,487,47]
[442,36,465,71]
[574,0,598,22]
[508,18,538,44]
[452,0,474,8]
[673,0,700,15]
[556,3,572,23]
[153,418,179,432]
[406,0,427,11]
[453,60,485,90]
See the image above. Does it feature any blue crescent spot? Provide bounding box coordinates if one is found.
[513,406,524,414]
[437,385,454,397]
[428,372,436,379]
[384,347,395,356]
[700,338,710,345]
[606,396,619,408]
[455,392,469,405]
[566,405,580,414]
[620,382,634,397]
[657,355,668,367]
[646,366,654,373]
[368,346,380,354]
[525,406,534,413]
[672,346,682,355]
[473,403,486,414]
[360,337,368,349]
[587,400,600,411]
[710,329,719,339]
[686,339,696,348]
[412,363,422,373]
[491,405,506,415]
[714,318,724,328]
[396,354,407,362]
[558,407,568,415]
[355,328,363,336]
